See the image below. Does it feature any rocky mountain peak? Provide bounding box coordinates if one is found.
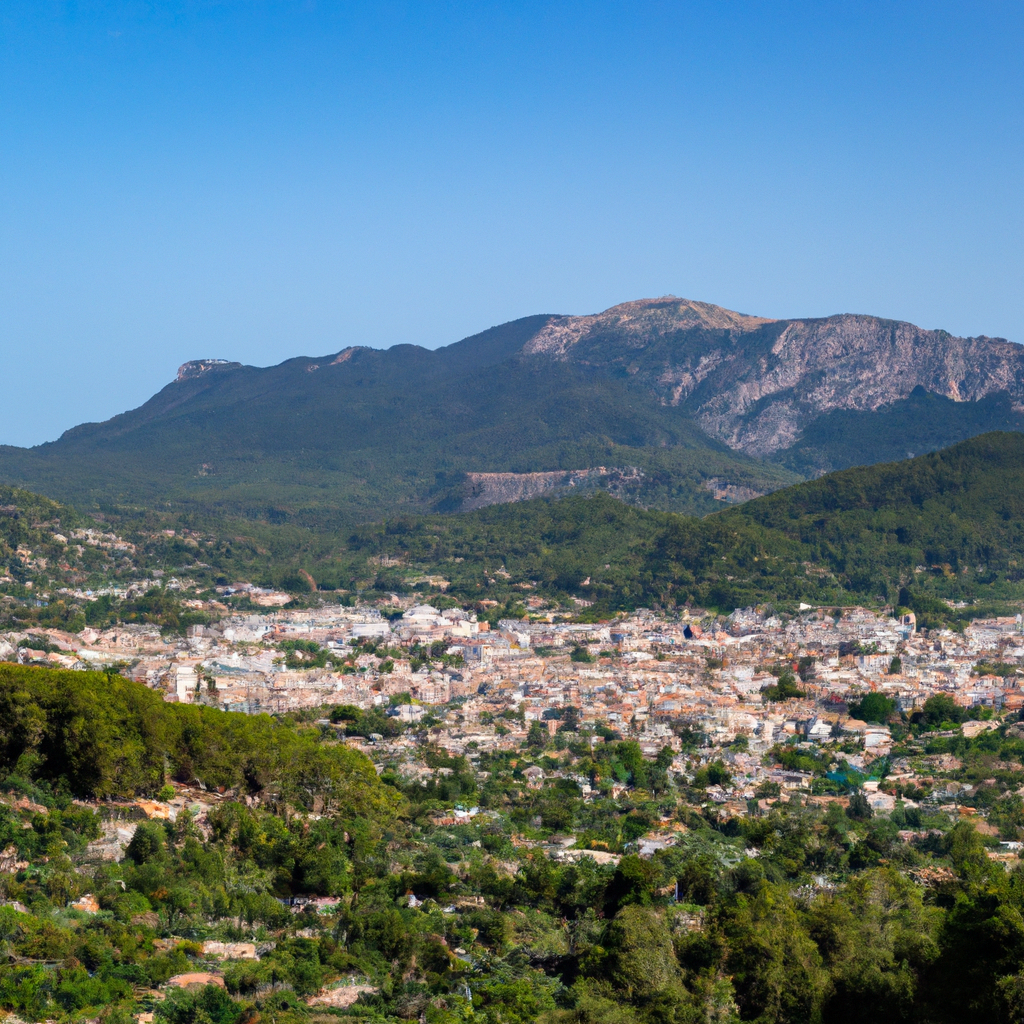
[521,296,774,358]
[507,300,1024,464]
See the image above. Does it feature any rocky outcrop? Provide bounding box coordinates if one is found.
[461,468,643,511]
[692,315,1024,456]
[522,297,772,357]
[701,478,769,504]
[519,299,1024,457]
[176,359,241,381]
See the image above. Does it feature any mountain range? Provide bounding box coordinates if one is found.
[3,297,1023,527]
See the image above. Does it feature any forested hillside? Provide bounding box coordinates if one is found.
[343,432,1024,622]
[779,387,1024,474]
[0,439,1023,1020]
[5,434,1024,635]
[0,663,1024,1022]
[0,664,392,810]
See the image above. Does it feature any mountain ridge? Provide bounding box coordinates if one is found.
[54,296,1022,457]
[2,297,1022,526]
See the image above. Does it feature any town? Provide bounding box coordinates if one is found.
[5,589,1021,846]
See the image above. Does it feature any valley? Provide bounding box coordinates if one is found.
[1,347,1024,1023]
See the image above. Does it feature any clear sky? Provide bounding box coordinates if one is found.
[1,1,1021,447]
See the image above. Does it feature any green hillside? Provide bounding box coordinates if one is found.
[0,663,391,809]
[4,442,1024,1021]
[672,431,1024,617]
[4,434,1024,634]
[779,387,1024,475]
[327,432,1024,621]
[0,322,795,527]
[3,663,1024,1023]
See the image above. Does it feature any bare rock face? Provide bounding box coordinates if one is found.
[461,467,644,511]
[176,359,241,381]
[693,315,1024,456]
[519,299,1024,457]
[522,297,773,357]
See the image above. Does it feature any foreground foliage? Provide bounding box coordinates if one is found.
[0,666,1022,1022]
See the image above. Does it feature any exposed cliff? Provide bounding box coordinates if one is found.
[522,298,1024,458]
[460,467,644,511]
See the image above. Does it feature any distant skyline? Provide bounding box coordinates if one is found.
[1,1,1022,447]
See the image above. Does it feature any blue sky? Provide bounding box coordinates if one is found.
[1,1,1021,446]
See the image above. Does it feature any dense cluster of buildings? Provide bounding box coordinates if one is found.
[3,597,1022,822]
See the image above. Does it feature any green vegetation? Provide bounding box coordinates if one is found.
[8,432,1024,631]
[974,661,1022,678]
[762,671,805,703]
[921,693,967,728]
[0,664,394,812]
[780,386,1024,475]
[655,431,1024,617]
[848,692,897,723]
[0,320,797,527]
[342,432,1024,619]
[2,666,1024,1021]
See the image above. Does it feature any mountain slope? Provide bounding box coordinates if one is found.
[1,297,1021,526]
[778,387,1024,475]
[0,311,796,525]
[341,433,1024,622]
[529,298,1024,459]
[3,435,1024,635]
[643,431,1024,616]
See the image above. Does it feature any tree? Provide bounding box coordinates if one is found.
[558,706,581,733]
[603,905,678,998]
[810,868,934,1023]
[655,745,674,770]
[846,791,873,820]
[922,693,965,726]
[724,885,830,1023]
[157,981,243,1024]
[692,759,732,789]
[849,692,895,723]
[604,855,661,914]
[125,821,166,865]
[762,671,804,702]
[527,721,547,748]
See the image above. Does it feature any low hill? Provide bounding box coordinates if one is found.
[2,435,1024,633]
[687,431,1024,618]
[343,433,1024,623]
[0,662,393,810]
